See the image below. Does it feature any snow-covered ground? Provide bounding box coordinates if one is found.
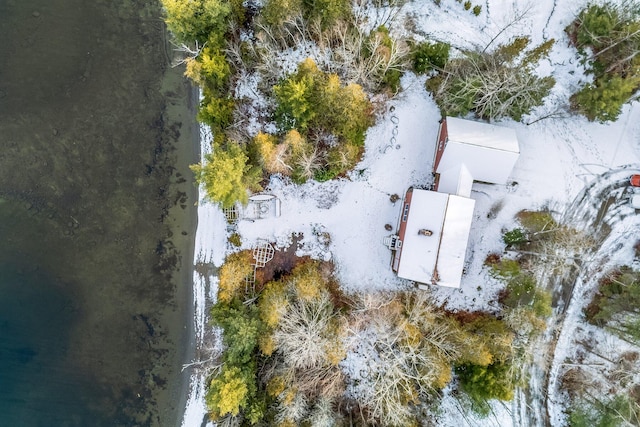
[180,0,640,425]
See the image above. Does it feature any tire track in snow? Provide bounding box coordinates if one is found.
[542,0,557,40]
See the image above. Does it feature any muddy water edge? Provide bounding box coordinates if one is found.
[0,0,197,426]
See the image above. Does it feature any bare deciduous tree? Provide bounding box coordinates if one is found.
[307,397,338,427]
[254,9,409,90]
[293,146,323,181]
[171,39,206,67]
[275,390,309,425]
[526,225,596,282]
[345,292,456,425]
[272,291,339,369]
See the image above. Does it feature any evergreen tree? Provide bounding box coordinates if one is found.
[427,37,555,121]
[571,75,640,122]
[260,0,303,28]
[302,0,352,29]
[567,3,640,121]
[412,41,451,74]
[197,90,235,132]
[211,299,263,365]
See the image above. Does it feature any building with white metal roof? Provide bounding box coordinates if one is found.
[392,189,475,288]
[434,116,520,195]
[389,117,519,288]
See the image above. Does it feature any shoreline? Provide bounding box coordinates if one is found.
[156,25,204,425]
[175,82,201,427]
[179,93,229,427]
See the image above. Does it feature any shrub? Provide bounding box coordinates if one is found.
[228,232,242,247]
[500,273,552,318]
[456,362,515,404]
[302,0,352,29]
[472,5,481,16]
[463,1,471,10]
[490,258,522,278]
[503,228,527,246]
[484,252,501,266]
[412,41,451,74]
[516,210,557,234]
[260,0,303,28]
[383,68,403,93]
[314,168,338,182]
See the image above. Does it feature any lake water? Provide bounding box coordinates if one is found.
[0,0,197,426]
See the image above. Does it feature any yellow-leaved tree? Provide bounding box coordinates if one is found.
[218,251,254,302]
[253,132,289,175]
[161,0,230,43]
[206,366,249,418]
[190,141,262,208]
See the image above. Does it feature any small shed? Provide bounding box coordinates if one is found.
[391,188,475,288]
[434,117,520,196]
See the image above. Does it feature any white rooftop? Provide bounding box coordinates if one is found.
[396,189,475,288]
[437,117,520,186]
[446,116,519,153]
[437,163,474,197]
[436,195,475,287]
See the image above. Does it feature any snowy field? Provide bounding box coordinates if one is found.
[181,0,640,425]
